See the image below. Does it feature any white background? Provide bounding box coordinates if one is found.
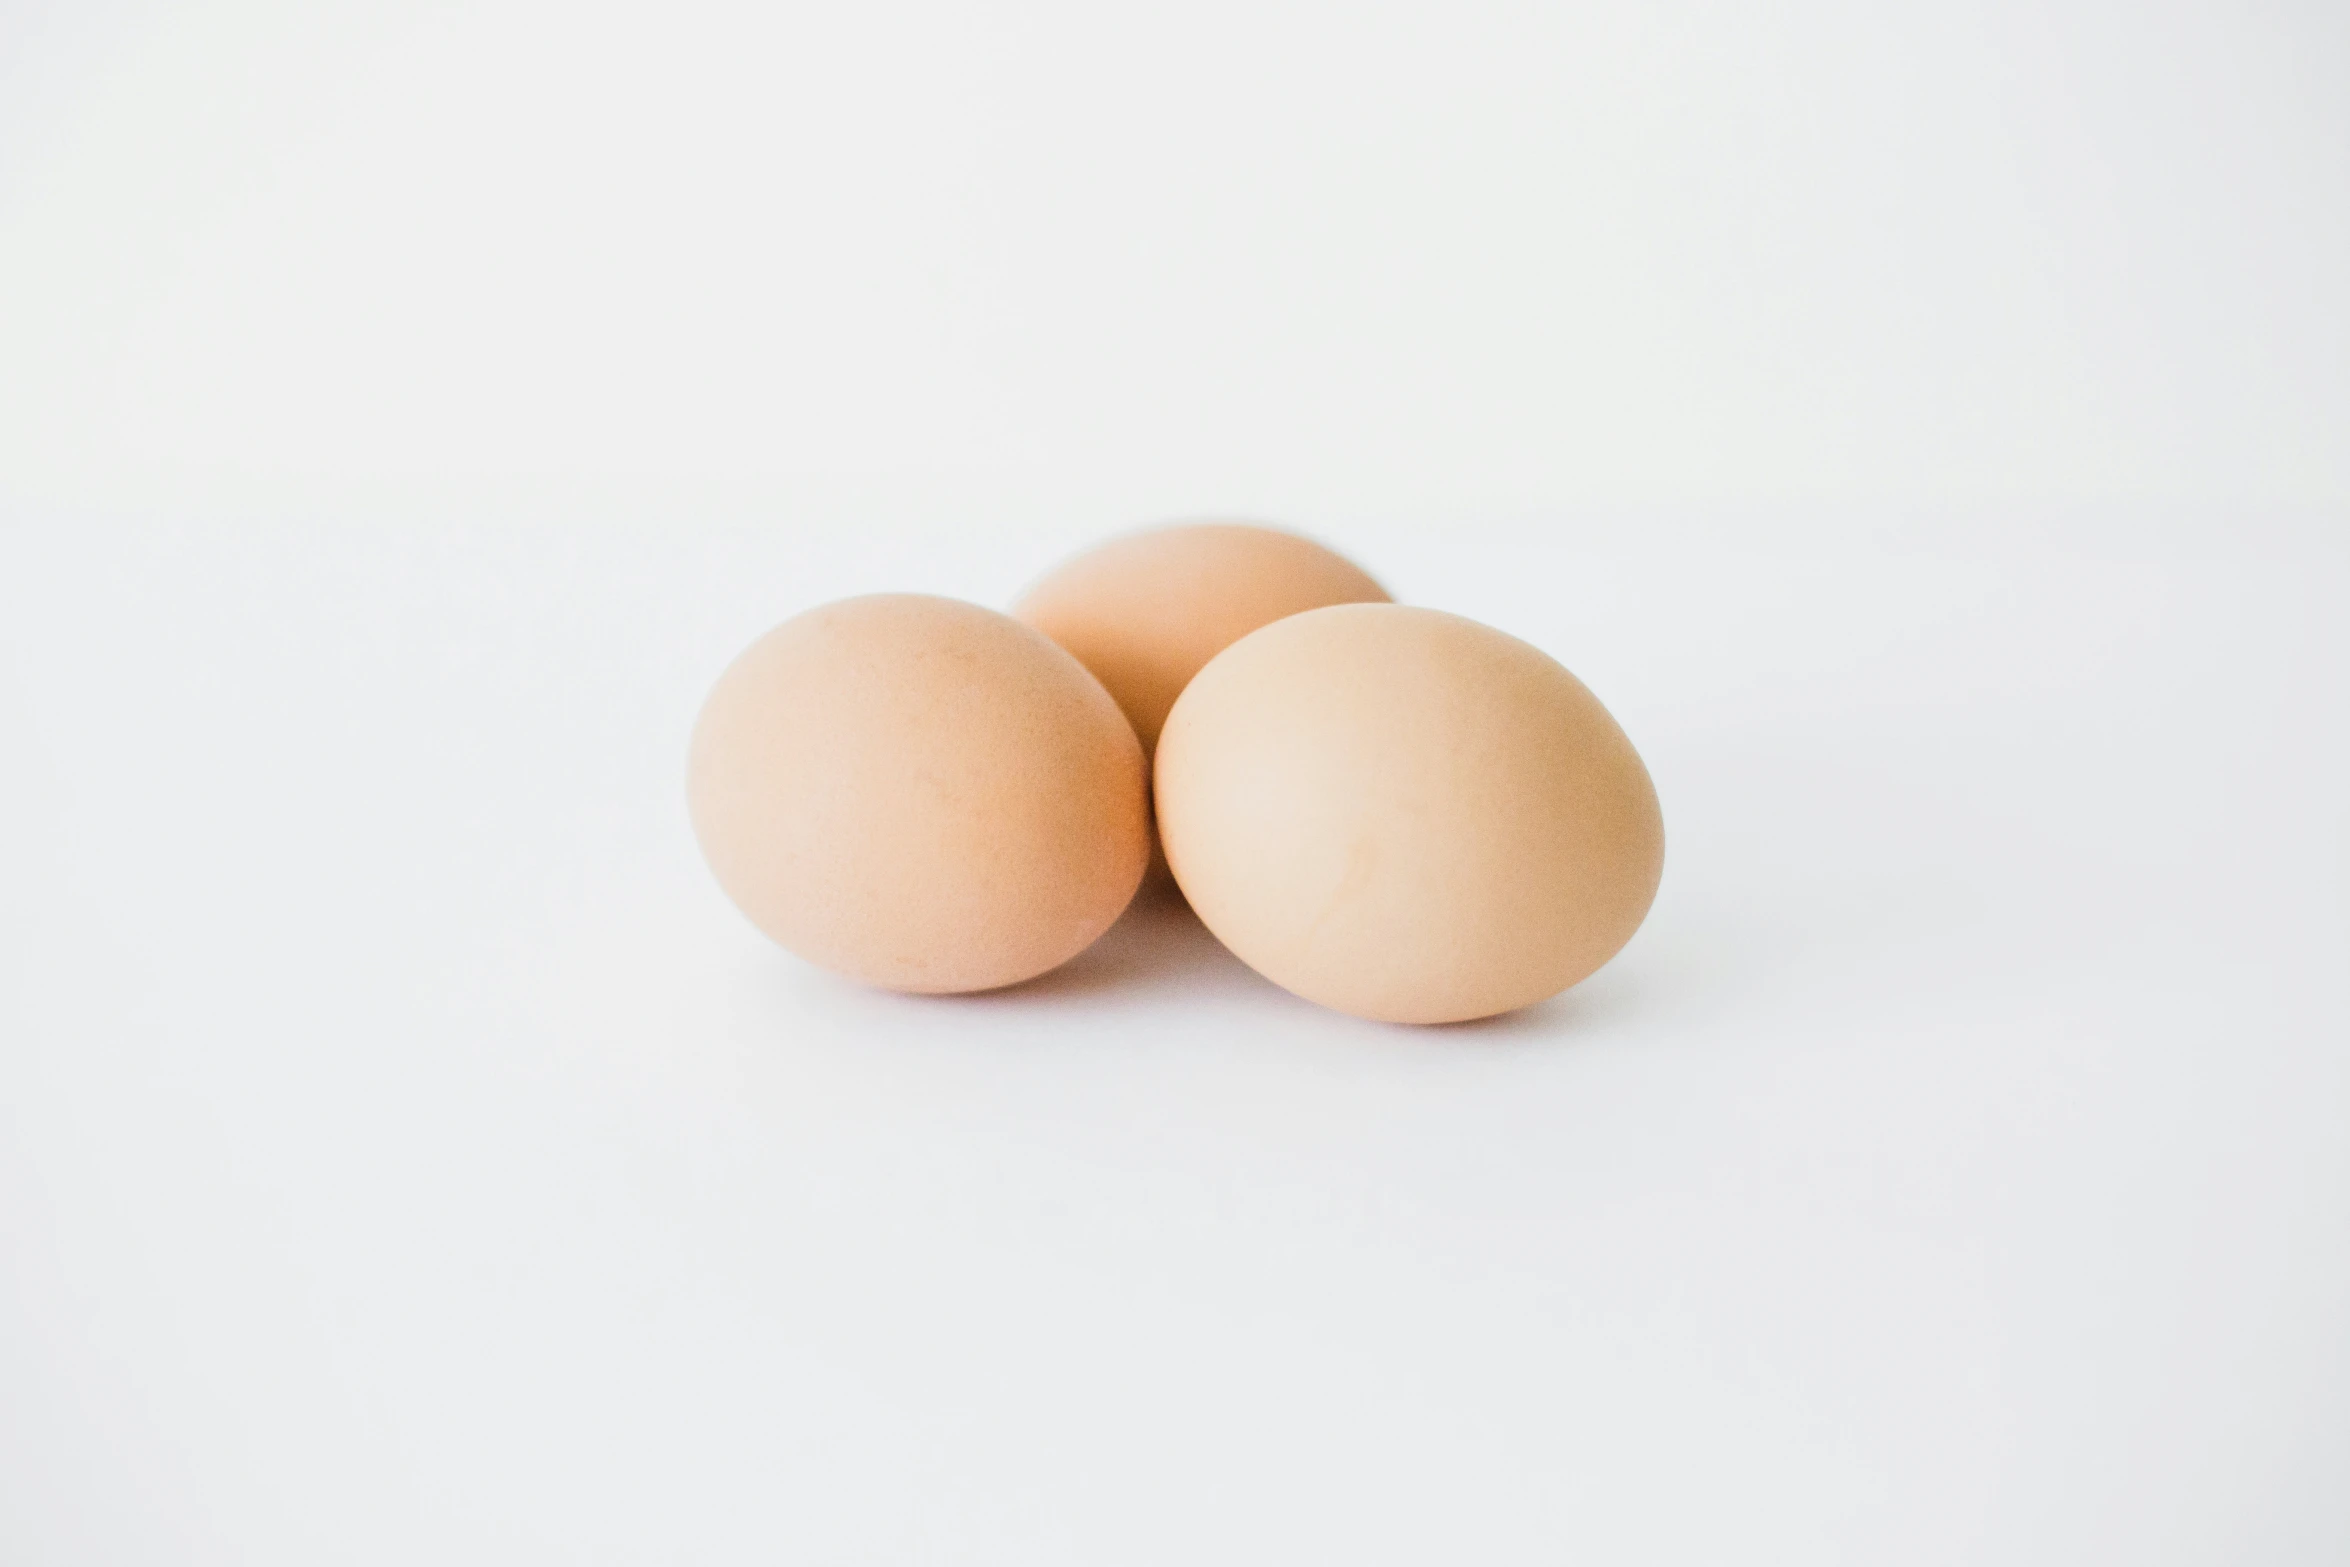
[3,1,2347,1563]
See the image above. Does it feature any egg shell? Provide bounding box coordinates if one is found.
[1013,522,1389,757]
[687,594,1149,994]
[1154,603,1664,1024]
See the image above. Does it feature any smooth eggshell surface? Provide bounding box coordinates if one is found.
[688,594,1149,994]
[1154,604,1664,1024]
[1013,522,1389,757]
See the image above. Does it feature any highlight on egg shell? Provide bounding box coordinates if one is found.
[687,594,1150,994]
[1153,603,1664,1025]
[1013,521,1390,759]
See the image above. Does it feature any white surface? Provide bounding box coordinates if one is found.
[4,515,2346,1563]
[5,0,2348,1559]
[0,0,2345,520]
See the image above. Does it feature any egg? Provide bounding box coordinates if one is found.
[1154,604,1664,1024]
[1013,522,1389,757]
[687,594,1149,993]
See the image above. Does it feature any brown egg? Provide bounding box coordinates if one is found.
[687,594,1148,993]
[1012,522,1389,758]
[1154,604,1664,1024]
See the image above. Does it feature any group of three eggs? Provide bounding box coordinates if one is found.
[688,524,1663,1025]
